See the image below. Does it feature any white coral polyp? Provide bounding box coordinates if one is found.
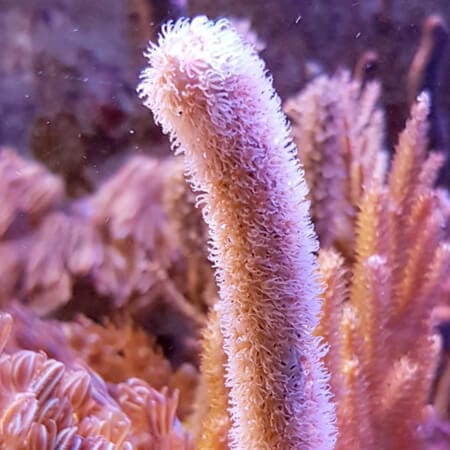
[139,16,337,450]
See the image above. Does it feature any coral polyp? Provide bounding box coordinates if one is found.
[139,16,337,450]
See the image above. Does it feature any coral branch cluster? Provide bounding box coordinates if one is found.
[285,72,386,255]
[317,95,450,449]
[0,147,210,364]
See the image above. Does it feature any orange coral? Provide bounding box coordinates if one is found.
[317,95,450,449]
[64,315,198,419]
[4,304,198,421]
[196,307,230,450]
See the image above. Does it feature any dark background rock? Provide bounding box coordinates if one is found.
[1,0,450,185]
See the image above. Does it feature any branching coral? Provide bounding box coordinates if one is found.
[90,156,178,304]
[0,150,208,371]
[0,147,63,239]
[0,148,216,445]
[317,95,450,449]
[91,156,176,267]
[23,212,102,314]
[407,15,448,151]
[139,16,336,449]
[0,149,98,312]
[284,72,387,256]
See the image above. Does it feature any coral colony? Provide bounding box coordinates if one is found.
[1,14,450,450]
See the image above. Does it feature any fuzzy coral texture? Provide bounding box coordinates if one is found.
[1,10,450,450]
[139,16,337,450]
[304,93,450,449]
[284,72,386,258]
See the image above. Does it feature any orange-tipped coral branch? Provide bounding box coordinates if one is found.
[317,94,450,449]
[139,16,336,450]
[196,307,230,450]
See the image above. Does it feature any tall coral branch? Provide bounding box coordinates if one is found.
[196,307,230,450]
[138,16,336,450]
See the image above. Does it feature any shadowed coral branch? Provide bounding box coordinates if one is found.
[284,72,387,258]
[196,307,230,450]
[407,15,448,152]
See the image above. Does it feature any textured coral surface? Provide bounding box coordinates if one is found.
[2,4,450,450]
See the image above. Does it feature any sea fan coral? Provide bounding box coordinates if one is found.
[139,16,336,450]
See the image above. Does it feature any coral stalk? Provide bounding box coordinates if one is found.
[139,16,336,449]
[197,307,230,449]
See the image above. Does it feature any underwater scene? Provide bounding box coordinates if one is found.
[2,0,450,448]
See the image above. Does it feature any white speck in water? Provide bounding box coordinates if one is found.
[416,93,428,103]
[202,152,207,159]
[356,32,361,39]
[295,15,302,24]
[129,129,135,135]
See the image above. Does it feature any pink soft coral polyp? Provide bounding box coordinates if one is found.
[139,16,336,450]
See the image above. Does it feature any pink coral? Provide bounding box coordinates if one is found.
[0,312,193,449]
[139,16,336,449]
